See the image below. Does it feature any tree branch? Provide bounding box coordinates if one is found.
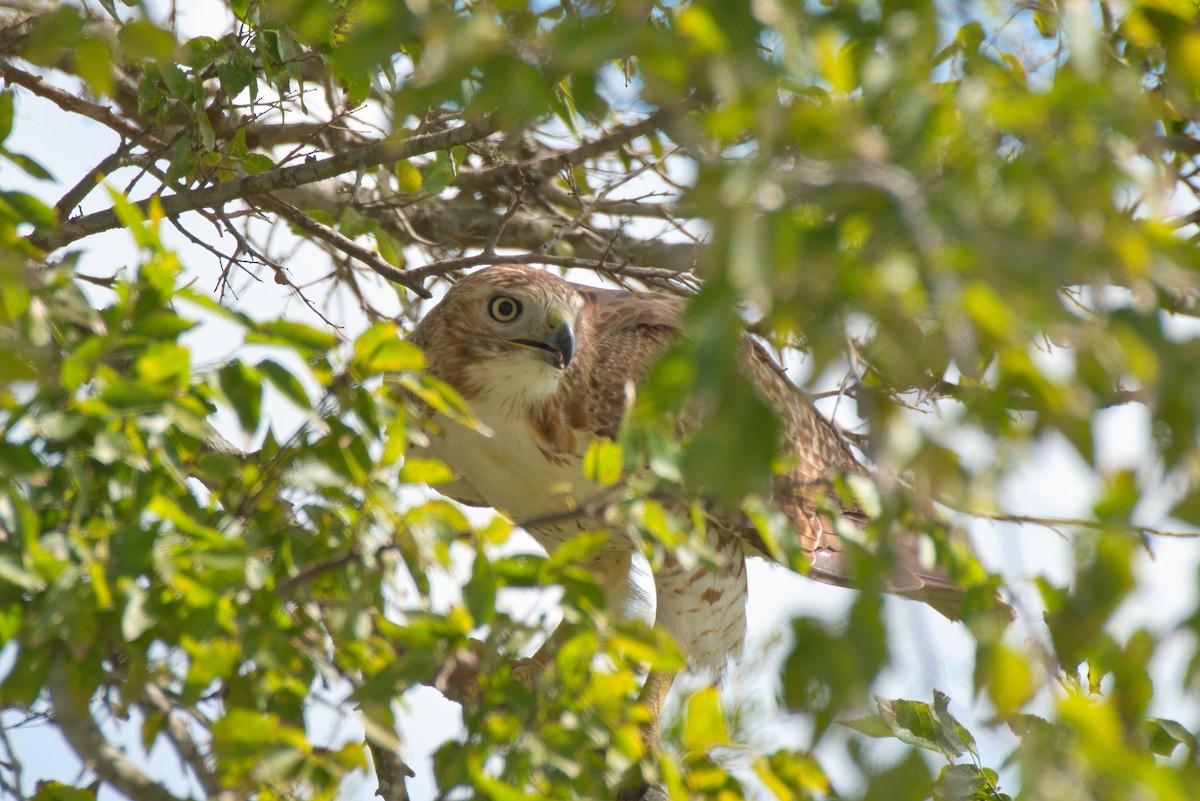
[400,251,699,291]
[275,184,704,276]
[27,116,499,252]
[966,510,1198,539]
[0,60,143,141]
[141,683,231,801]
[46,662,188,801]
[451,109,682,193]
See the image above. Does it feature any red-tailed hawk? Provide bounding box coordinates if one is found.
[410,264,979,738]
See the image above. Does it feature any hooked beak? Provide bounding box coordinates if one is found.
[508,320,574,370]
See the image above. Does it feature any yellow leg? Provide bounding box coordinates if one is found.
[636,669,676,753]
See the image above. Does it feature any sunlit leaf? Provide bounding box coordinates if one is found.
[682,686,729,755]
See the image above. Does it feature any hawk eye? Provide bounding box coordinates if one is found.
[488,296,522,322]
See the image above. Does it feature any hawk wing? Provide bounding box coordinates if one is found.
[742,341,971,619]
[573,286,686,440]
[570,284,971,619]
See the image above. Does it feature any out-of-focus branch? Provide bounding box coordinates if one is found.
[371,745,414,801]
[963,510,1198,539]
[0,713,24,800]
[828,376,1152,415]
[782,157,942,262]
[46,662,186,801]
[142,683,232,801]
[28,116,500,252]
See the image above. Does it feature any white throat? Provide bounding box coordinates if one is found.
[463,357,564,423]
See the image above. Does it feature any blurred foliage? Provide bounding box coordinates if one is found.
[1,0,1200,799]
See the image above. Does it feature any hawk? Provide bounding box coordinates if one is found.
[410,264,980,740]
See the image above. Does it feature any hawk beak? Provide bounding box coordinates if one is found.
[509,320,574,370]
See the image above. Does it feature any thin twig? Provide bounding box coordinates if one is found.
[535,150,670,255]
[251,195,432,298]
[966,510,1198,539]
[56,140,140,219]
[483,185,527,255]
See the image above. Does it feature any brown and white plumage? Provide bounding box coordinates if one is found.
[409,265,971,673]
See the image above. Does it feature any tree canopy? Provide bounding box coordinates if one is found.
[1,1,1199,800]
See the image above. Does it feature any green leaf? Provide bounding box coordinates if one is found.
[75,36,115,97]
[398,457,453,485]
[217,361,263,434]
[0,91,13,144]
[839,713,892,738]
[106,186,155,249]
[932,764,990,801]
[352,324,424,375]
[0,192,57,229]
[544,531,609,573]
[217,48,257,98]
[874,695,968,760]
[491,554,545,586]
[135,342,190,386]
[20,6,84,66]
[583,438,622,485]
[247,320,337,354]
[30,780,97,801]
[257,358,311,409]
[165,135,197,182]
[464,551,496,625]
[1142,718,1196,757]
[117,21,176,63]
[241,153,275,174]
[682,685,729,754]
[196,111,215,152]
[212,709,310,785]
[933,689,977,759]
[98,379,174,410]
[395,159,423,194]
[975,643,1035,716]
[1033,9,1059,38]
[421,156,454,195]
[2,149,54,180]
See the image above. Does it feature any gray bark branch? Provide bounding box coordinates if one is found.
[28,117,498,252]
[46,662,190,801]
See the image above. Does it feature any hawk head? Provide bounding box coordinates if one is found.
[411,265,587,407]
